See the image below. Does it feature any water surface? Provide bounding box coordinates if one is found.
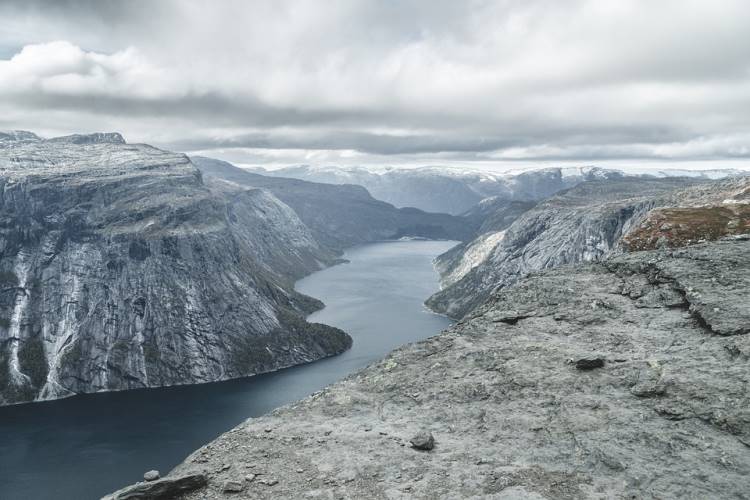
[0,240,456,500]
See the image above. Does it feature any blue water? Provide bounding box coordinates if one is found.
[0,240,456,500]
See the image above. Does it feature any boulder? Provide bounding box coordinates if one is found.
[103,473,207,500]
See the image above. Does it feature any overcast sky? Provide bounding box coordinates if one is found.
[1,0,749,170]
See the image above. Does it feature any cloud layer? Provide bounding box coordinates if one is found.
[1,0,749,168]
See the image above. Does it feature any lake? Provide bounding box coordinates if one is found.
[0,239,456,500]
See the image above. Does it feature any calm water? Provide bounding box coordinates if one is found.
[0,240,456,500]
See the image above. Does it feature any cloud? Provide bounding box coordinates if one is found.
[0,0,749,168]
[0,41,182,99]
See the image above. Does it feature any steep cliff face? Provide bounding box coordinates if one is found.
[0,133,350,405]
[426,178,712,318]
[435,199,538,288]
[191,157,474,249]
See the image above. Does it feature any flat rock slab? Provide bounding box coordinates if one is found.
[102,474,207,500]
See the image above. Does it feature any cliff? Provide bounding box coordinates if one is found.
[427,177,749,319]
[0,132,351,405]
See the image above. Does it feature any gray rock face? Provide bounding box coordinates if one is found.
[427,177,750,319]
[222,479,245,492]
[103,473,207,499]
[191,157,475,250]
[146,238,749,499]
[0,133,351,405]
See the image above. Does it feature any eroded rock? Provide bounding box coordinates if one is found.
[409,430,435,451]
[103,473,207,500]
[143,470,160,482]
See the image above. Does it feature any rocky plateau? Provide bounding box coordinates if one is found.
[110,236,750,499]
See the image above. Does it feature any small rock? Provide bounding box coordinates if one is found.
[222,479,245,493]
[409,430,435,451]
[264,478,279,486]
[245,474,256,482]
[143,470,160,482]
[296,468,305,473]
[264,428,273,433]
[575,357,605,370]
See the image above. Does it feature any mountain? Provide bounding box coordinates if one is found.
[435,198,538,288]
[190,157,475,249]
[426,176,750,319]
[127,235,750,499]
[0,133,351,405]
[254,165,629,215]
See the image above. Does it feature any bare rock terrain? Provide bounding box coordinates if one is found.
[428,176,750,319]
[135,237,750,499]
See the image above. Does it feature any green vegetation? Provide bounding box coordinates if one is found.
[229,334,275,373]
[0,349,9,392]
[18,336,48,388]
[0,317,10,329]
[625,205,750,251]
[0,270,19,288]
[142,341,160,365]
[276,308,353,353]
[60,339,82,369]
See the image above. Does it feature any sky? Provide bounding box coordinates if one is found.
[1,0,749,171]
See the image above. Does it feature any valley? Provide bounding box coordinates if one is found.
[0,239,454,500]
[0,131,748,500]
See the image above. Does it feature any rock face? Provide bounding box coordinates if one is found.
[0,132,352,405]
[147,238,749,499]
[191,157,474,250]
[427,177,750,319]
[103,473,207,500]
[434,199,537,288]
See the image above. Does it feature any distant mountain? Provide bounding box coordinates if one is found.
[257,165,623,214]
[258,164,745,216]
[191,157,475,249]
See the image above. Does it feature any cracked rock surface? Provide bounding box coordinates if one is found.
[136,238,750,499]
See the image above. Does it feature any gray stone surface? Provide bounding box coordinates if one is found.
[143,470,160,482]
[130,238,750,499]
[102,473,207,499]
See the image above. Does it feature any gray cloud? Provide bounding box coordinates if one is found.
[0,0,749,168]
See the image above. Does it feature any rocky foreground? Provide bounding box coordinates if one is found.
[109,236,750,499]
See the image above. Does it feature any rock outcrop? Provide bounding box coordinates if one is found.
[0,132,351,405]
[135,237,749,499]
[427,176,750,319]
[103,473,207,500]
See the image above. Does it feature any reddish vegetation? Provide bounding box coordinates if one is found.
[623,203,750,251]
